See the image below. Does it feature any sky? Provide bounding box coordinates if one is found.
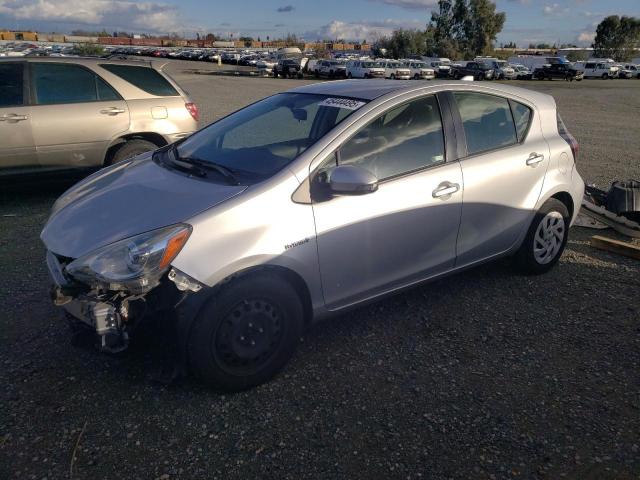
[0,0,638,47]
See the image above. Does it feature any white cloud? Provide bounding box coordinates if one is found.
[543,3,569,16]
[367,0,438,10]
[577,31,596,43]
[0,0,184,33]
[304,19,423,41]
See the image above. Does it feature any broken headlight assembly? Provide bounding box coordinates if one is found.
[65,224,192,293]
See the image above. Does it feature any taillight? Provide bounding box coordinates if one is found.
[185,103,199,122]
[557,113,579,161]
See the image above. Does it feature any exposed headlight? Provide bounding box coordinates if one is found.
[66,224,191,293]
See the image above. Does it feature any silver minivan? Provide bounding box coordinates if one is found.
[42,80,584,391]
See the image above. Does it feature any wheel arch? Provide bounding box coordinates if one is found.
[205,264,314,328]
[103,132,168,166]
[550,191,575,219]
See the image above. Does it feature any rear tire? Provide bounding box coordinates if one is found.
[188,273,304,392]
[602,73,608,79]
[513,198,570,275]
[107,139,158,166]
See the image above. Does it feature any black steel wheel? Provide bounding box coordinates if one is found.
[188,272,304,391]
[213,299,284,376]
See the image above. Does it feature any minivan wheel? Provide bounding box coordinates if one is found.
[514,198,570,274]
[188,273,304,392]
[108,139,158,166]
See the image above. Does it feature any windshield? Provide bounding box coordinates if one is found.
[174,93,367,182]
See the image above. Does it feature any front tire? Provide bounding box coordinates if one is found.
[513,198,570,275]
[188,273,304,392]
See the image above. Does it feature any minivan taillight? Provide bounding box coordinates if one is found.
[557,113,579,161]
[185,103,199,122]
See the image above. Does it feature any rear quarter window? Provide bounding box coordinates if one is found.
[99,64,178,96]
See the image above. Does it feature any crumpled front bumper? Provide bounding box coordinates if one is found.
[46,250,130,351]
[46,250,198,354]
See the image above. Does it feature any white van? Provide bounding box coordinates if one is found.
[381,60,411,80]
[423,57,452,77]
[345,60,385,78]
[576,61,619,79]
[400,61,435,80]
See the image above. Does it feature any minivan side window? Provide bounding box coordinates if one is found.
[31,63,121,105]
[338,95,446,180]
[99,64,178,96]
[453,92,517,155]
[0,63,23,107]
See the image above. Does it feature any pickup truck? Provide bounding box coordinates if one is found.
[452,62,494,80]
[534,63,583,81]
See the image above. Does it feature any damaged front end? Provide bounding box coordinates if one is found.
[45,224,203,353]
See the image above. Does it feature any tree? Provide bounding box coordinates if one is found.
[593,15,640,61]
[377,29,429,59]
[205,33,216,41]
[427,0,505,58]
[466,0,506,57]
[566,51,588,62]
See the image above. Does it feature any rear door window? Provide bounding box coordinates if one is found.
[453,92,517,155]
[0,63,24,107]
[31,63,122,105]
[99,64,178,96]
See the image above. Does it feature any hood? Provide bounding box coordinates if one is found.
[41,152,247,259]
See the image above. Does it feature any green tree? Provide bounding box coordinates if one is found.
[566,51,588,62]
[73,43,105,56]
[593,15,640,61]
[466,0,506,56]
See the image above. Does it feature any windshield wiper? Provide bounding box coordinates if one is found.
[169,145,241,185]
[180,156,241,186]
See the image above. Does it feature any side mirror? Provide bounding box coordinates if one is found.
[329,165,378,195]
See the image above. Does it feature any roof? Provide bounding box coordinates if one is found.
[289,79,555,109]
[0,56,159,68]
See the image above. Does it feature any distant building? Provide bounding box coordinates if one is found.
[0,30,38,41]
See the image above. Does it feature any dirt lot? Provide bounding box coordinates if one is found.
[1,69,639,479]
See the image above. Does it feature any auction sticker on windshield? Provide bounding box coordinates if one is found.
[319,98,366,110]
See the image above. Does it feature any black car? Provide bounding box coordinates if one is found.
[452,62,494,80]
[273,59,304,79]
[534,63,583,81]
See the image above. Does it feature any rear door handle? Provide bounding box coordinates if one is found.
[526,153,545,166]
[0,113,28,122]
[432,182,460,199]
[100,107,126,115]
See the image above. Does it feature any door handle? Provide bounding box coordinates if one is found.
[432,182,460,199]
[526,153,545,166]
[0,113,28,122]
[99,107,126,115]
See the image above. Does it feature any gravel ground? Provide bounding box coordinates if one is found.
[1,66,639,479]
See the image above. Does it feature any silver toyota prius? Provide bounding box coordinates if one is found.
[42,80,585,391]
